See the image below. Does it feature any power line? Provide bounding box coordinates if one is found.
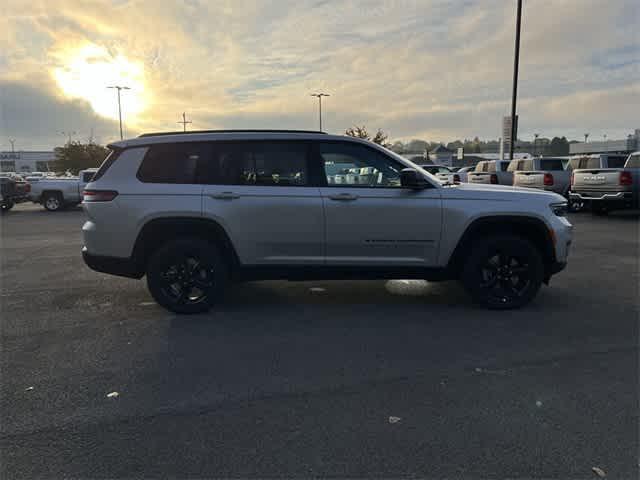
[177,112,192,132]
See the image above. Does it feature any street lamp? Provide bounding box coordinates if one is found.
[603,134,607,152]
[534,133,539,156]
[508,0,523,161]
[107,85,130,140]
[61,131,77,144]
[310,93,330,132]
[584,133,589,143]
[8,139,15,153]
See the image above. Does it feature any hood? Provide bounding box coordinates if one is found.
[441,182,565,202]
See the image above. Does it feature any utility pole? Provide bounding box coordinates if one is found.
[61,131,76,144]
[177,112,192,132]
[509,0,523,160]
[310,93,330,131]
[107,85,130,140]
[9,139,15,153]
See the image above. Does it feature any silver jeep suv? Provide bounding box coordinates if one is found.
[82,130,572,313]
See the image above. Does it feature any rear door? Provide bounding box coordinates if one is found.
[201,141,324,265]
[316,141,442,266]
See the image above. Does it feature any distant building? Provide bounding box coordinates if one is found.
[569,130,639,155]
[0,151,55,172]
[429,144,454,166]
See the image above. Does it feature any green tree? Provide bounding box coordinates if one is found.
[548,136,569,155]
[345,125,392,148]
[53,141,110,174]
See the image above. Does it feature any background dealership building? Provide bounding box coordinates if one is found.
[0,151,55,173]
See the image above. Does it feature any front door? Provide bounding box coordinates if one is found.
[317,141,442,266]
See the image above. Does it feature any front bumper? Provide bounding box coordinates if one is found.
[82,247,143,279]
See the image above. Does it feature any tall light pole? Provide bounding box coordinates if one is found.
[61,131,77,144]
[9,139,15,153]
[603,134,607,152]
[508,0,523,161]
[584,133,589,143]
[177,112,192,132]
[534,133,539,156]
[107,85,130,140]
[310,93,330,131]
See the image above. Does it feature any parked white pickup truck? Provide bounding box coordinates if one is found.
[29,169,97,211]
[467,160,513,185]
[510,157,570,195]
[570,152,639,214]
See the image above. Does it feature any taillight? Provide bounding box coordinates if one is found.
[620,171,632,186]
[544,173,554,186]
[83,190,118,202]
[490,174,498,184]
[453,174,460,183]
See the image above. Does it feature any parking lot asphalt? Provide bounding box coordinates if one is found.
[1,203,638,478]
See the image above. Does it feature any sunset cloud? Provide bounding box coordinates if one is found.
[0,0,637,150]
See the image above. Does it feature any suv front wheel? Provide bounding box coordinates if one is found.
[461,234,544,309]
[146,238,229,314]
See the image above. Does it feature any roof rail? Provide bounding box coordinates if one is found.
[138,129,327,138]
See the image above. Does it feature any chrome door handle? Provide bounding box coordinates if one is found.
[328,193,358,201]
[209,192,240,200]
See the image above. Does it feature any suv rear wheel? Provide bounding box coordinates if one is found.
[146,238,229,314]
[461,234,544,309]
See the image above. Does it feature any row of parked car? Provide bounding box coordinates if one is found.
[419,151,639,214]
[0,169,97,212]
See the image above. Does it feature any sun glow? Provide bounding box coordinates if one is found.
[53,44,148,122]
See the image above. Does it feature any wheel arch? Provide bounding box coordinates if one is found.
[131,216,240,274]
[447,215,556,278]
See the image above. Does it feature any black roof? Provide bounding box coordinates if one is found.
[138,129,327,138]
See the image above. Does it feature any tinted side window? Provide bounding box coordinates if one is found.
[203,142,308,186]
[319,142,403,187]
[137,143,205,184]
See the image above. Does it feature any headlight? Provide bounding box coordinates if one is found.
[550,202,568,216]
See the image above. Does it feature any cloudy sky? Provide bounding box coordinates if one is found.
[0,0,638,150]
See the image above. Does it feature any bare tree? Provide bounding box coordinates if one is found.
[345,125,392,148]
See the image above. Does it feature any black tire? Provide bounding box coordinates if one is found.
[146,238,229,314]
[460,234,544,310]
[1,201,14,212]
[43,193,63,212]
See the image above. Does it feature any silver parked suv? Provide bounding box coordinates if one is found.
[82,130,572,313]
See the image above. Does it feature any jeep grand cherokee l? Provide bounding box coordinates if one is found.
[82,130,572,313]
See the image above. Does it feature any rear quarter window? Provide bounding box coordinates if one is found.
[137,143,206,184]
[487,162,497,172]
[91,148,121,182]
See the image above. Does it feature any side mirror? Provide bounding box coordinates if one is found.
[400,168,428,189]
